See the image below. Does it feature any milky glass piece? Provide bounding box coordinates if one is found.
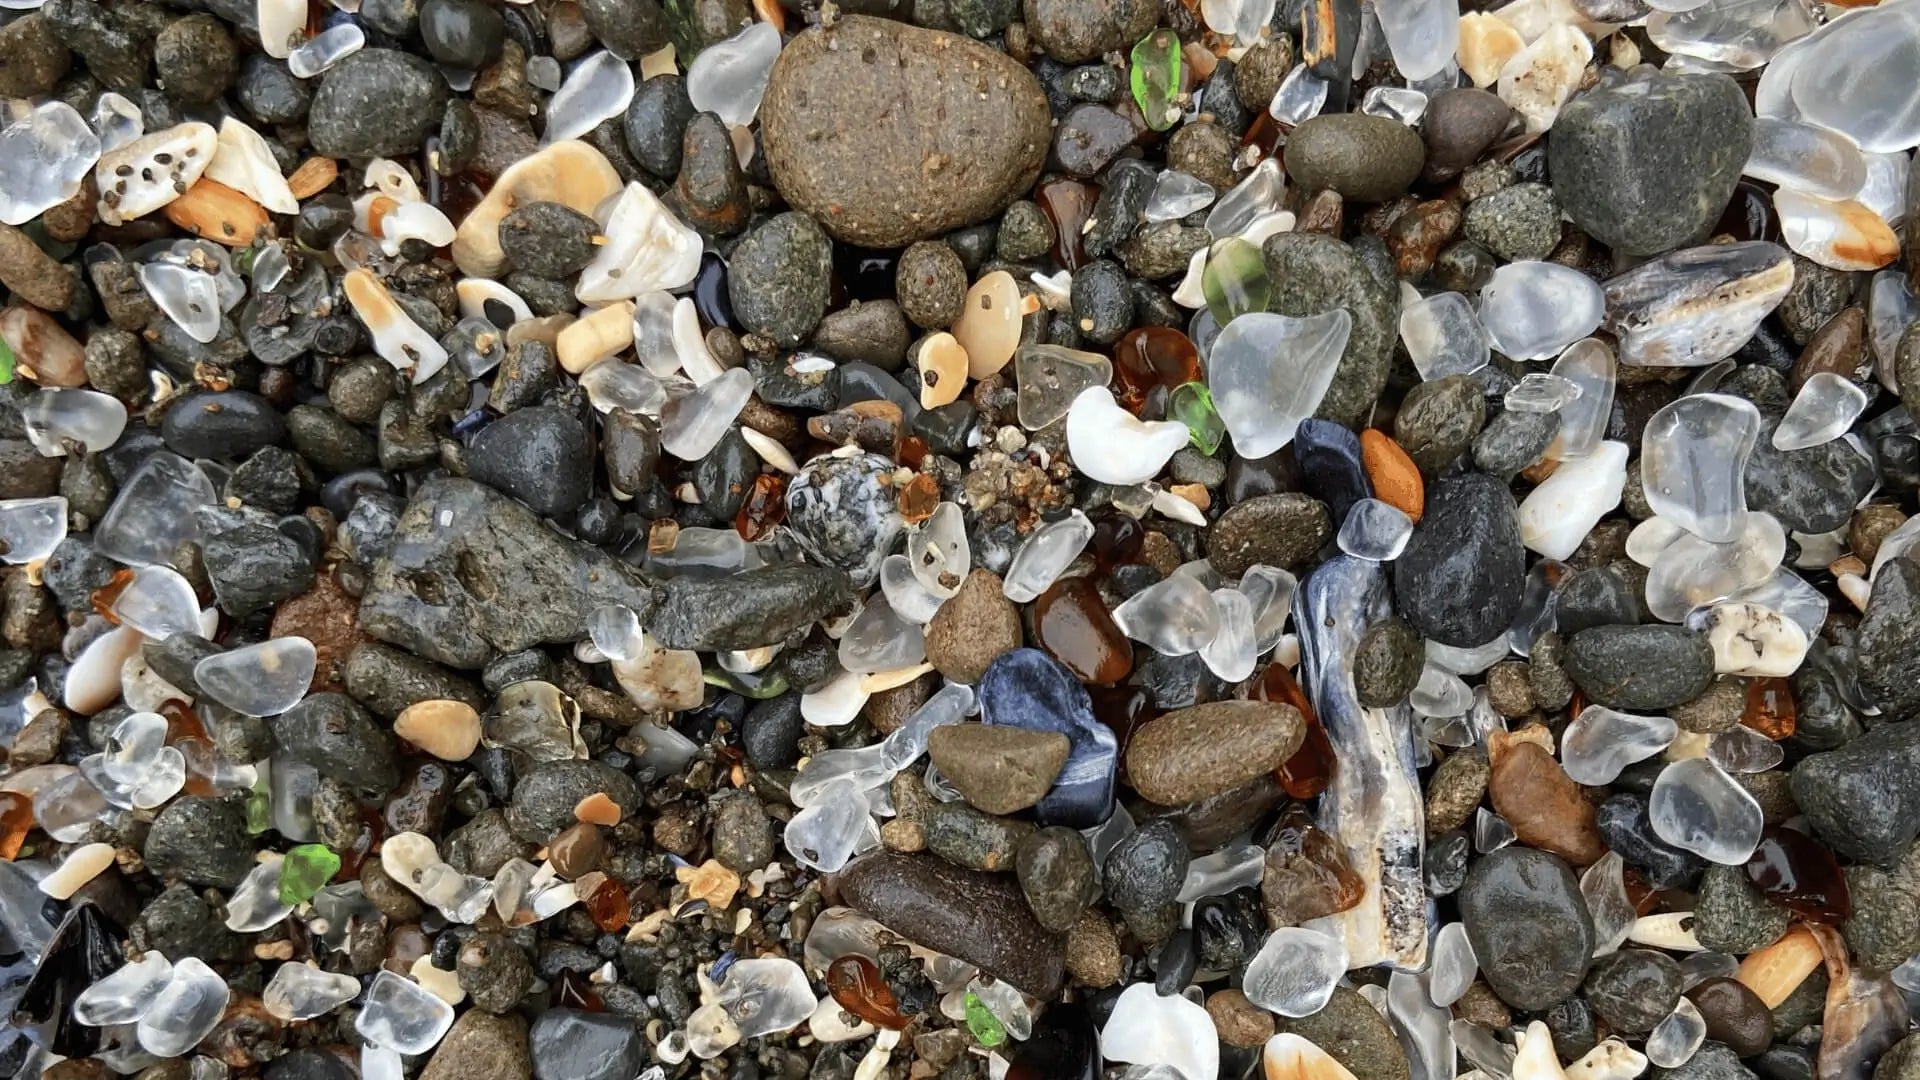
[137,958,231,1058]
[1145,171,1216,223]
[0,101,101,226]
[1017,345,1113,431]
[1269,64,1330,126]
[1362,86,1430,125]
[1202,0,1276,42]
[1647,0,1817,69]
[0,496,68,565]
[1790,2,1920,154]
[111,566,202,640]
[357,970,456,1054]
[1517,440,1628,560]
[1245,927,1348,1018]
[1239,564,1297,655]
[1113,573,1220,655]
[1407,662,1470,719]
[577,181,702,303]
[1505,373,1580,414]
[1374,0,1459,81]
[191,637,313,717]
[1452,1022,1515,1077]
[784,779,872,873]
[687,22,781,128]
[1562,707,1678,785]
[1773,371,1868,451]
[1429,923,1477,1007]
[1775,189,1900,272]
[23,388,129,457]
[1726,567,1827,638]
[1649,758,1764,865]
[33,768,107,842]
[1644,512,1786,623]
[579,359,668,417]
[95,453,216,568]
[1176,843,1265,903]
[1706,723,1786,775]
[1400,292,1490,380]
[1199,588,1257,681]
[1644,998,1708,1069]
[1498,24,1590,133]
[1581,851,1637,958]
[226,856,296,932]
[1328,498,1407,566]
[1641,394,1762,544]
[1481,262,1606,361]
[837,594,926,674]
[263,964,360,1022]
[1746,118,1867,201]
[879,554,947,625]
[906,501,969,597]
[1065,387,1190,486]
[1390,970,1457,1080]
[1870,269,1917,389]
[91,92,144,153]
[140,262,223,344]
[1206,158,1285,240]
[588,604,642,662]
[284,23,361,76]
[1101,982,1220,1080]
[103,710,168,785]
[881,683,974,771]
[1208,310,1351,458]
[1601,242,1794,368]
[1545,338,1616,461]
[75,953,175,1027]
[660,367,751,460]
[544,51,635,144]
[1859,151,1909,226]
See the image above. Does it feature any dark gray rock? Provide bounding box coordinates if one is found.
[1015,826,1100,933]
[710,789,774,873]
[1207,493,1332,577]
[835,851,1067,996]
[1393,473,1526,648]
[1273,986,1412,1080]
[727,211,832,347]
[1583,950,1683,1034]
[1564,625,1715,710]
[648,564,853,651]
[577,0,669,58]
[1652,1042,1757,1080]
[1791,718,1920,865]
[1463,183,1561,262]
[1693,864,1792,956]
[1460,846,1595,1011]
[1283,114,1426,202]
[623,74,695,179]
[1262,233,1396,425]
[1856,559,1920,718]
[203,522,317,616]
[1104,818,1189,921]
[275,692,400,793]
[507,759,641,843]
[308,49,450,158]
[1745,420,1878,534]
[144,796,255,888]
[528,1008,646,1080]
[498,202,599,279]
[466,405,593,517]
[161,391,286,460]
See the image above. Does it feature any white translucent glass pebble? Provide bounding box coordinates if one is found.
[1480,261,1605,361]
[206,117,298,215]
[1362,86,1430,125]
[687,22,781,128]
[1601,242,1794,368]
[1580,852,1637,958]
[881,683,974,771]
[1870,269,1917,387]
[23,388,128,457]
[1649,758,1764,865]
[343,268,450,383]
[1561,707,1678,785]
[1705,723,1786,776]
[0,101,101,226]
[1202,0,1275,42]
[837,594,926,673]
[1644,512,1786,623]
[357,970,455,1054]
[1269,64,1330,127]
[1640,394,1761,545]
[1400,292,1490,380]
[1775,189,1900,272]
[0,496,68,565]
[1497,24,1591,133]
[880,554,948,624]
[713,958,815,1040]
[1696,602,1810,677]
[1859,152,1909,227]
[1475,807,1517,853]
[1728,567,1827,639]
[1505,373,1580,413]
[1409,662,1472,718]
[1646,0,1816,69]
[1387,970,1454,1080]
[1239,564,1297,655]
[1017,345,1112,431]
[362,1045,405,1080]
[1113,573,1220,656]
[1644,997,1708,1069]
[226,856,295,932]
[785,779,872,873]
[1206,158,1285,240]
[580,360,667,417]
[257,0,306,57]
[288,23,365,78]
[1517,440,1627,560]
[137,958,231,1059]
[1337,498,1413,561]
[1790,2,1920,154]
[103,710,167,785]
[380,201,456,255]
[1746,118,1867,201]
[140,262,223,344]
[576,182,702,303]
[76,953,175,1027]
[1210,310,1351,458]
[263,963,362,1021]
[1177,843,1265,903]
[545,51,636,144]
[1101,982,1220,1080]
[1145,171,1215,223]
[1375,0,1460,81]
[799,668,868,728]
[95,452,216,568]
[1773,372,1867,451]
[661,367,752,460]
[588,604,643,663]
[1200,588,1257,681]
[1548,338,1616,461]
[1425,635,1510,677]
[1428,923,1477,1007]
[672,297,724,384]
[252,242,290,293]
[194,637,317,716]
[1453,1021,1515,1077]
[906,501,969,596]
[1244,927,1348,1018]
[109,565,202,641]
[1004,510,1093,602]
[1065,387,1190,486]
[91,92,144,153]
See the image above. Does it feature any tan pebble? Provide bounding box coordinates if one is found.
[1487,721,1554,765]
[162,178,269,248]
[1830,554,1868,577]
[557,300,636,374]
[675,859,742,910]
[287,157,340,200]
[254,940,297,960]
[1170,483,1211,511]
[1665,730,1711,760]
[410,954,467,1004]
[860,663,935,693]
[1458,13,1524,88]
[1737,924,1821,1008]
[40,842,116,899]
[393,699,482,761]
[1205,989,1275,1048]
[952,271,1023,379]
[640,44,679,80]
[916,332,969,409]
[451,141,623,277]
[575,791,622,826]
[1263,1033,1359,1080]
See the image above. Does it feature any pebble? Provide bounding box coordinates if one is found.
[1855,559,1920,718]
[1023,0,1158,63]
[1206,493,1331,576]
[204,523,317,616]
[1207,989,1276,1048]
[784,452,907,588]
[1464,183,1561,263]
[1124,701,1303,806]
[0,14,70,97]
[1548,71,1752,256]
[1015,826,1100,933]
[1459,846,1595,1011]
[896,242,967,330]
[465,406,593,518]
[143,795,255,888]
[1492,740,1606,866]
[153,14,238,104]
[924,568,1023,683]
[307,49,450,158]
[528,1008,646,1080]
[1584,950,1684,1035]
[761,17,1051,247]
[277,692,400,793]
[1564,625,1716,711]
[835,851,1066,996]
[650,564,854,651]
[1103,818,1189,935]
[728,211,834,347]
[505,759,639,843]
[161,391,287,460]
[1395,374,1487,476]
[1744,421,1878,534]
[1272,985,1412,1080]
[1597,793,1706,891]
[1393,473,1525,647]
[1426,748,1490,836]
[926,723,1071,815]
[1283,114,1427,203]
[1422,88,1513,184]
[1353,617,1424,708]
[1692,864,1792,955]
[419,1009,529,1080]
[1790,718,1920,865]
[1262,233,1397,424]
[418,0,504,70]
[1064,911,1123,987]
[1650,1042,1757,1080]
[1684,978,1773,1059]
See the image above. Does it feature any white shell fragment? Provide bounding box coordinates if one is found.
[95,123,218,226]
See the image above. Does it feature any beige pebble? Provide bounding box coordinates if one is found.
[557,300,636,374]
[1458,13,1524,88]
[916,332,969,409]
[952,271,1023,379]
[40,842,116,899]
[575,791,623,826]
[394,699,482,761]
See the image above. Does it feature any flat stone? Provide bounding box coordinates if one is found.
[527,1009,643,1080]
[761,17,1051,247]
[1124,701,1304,806]
[927,723,1071,815]
[648,564,853,651]
[834,851,1067,996]
[358,478,654,669]
[1563,625,1715,711]
[1460,846,1595,1011]
[1393,473,1526,648]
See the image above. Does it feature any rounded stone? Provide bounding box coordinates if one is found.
[308,49,451,159]
[924,568,1024,684]
[1282,114,1427,203]
[1353,616,1424,708]
[1692,864,1792,955]
[144,796,256,888]
[896,241,967,330]
[499,202,599,280]
[1582,949,1683,1035]
[1124,701,1304,807]
[1207,493,1332,576]
[1685,977,1773,1059]
[419,0,505,69]
[465,405,593,518]
[1459,846,1595,1011]
[154,14,238,104]
[1393,473,1526,648]
[1021,0,1158,62]
[1014,825,1100,933]
[1563,625,1716,711]
[727,211,833,347]
[1463,183,1562,262]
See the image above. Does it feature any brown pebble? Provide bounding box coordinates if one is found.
[1125,701,1304,806]
[1484,661,1535,718]
[1488,741,1605,866]
[1452,980,1512,1030]
[392,699,483,762]
[0,222,80,312]
[923,569,1023,684]
[1851,504,1908,567]
[547,822,602,879]
[1425,747,1490,836]
[1064,910,1123,988]
[1206,989,1277,1048]
[1685,977,1772,1058]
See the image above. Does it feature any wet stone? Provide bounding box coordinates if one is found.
[419,1009,530,1080]
[162,391,287,461]
[1855,560,1920,718]
[1394,473,1526,648]
[1464,183,1561,263]
[1272,985,1412,1080]
[1692,864,1792,955]
[1791,717,1920,865]
[925,568,1023,683]
[276,692,399,794]
[0,14,71,98]
[1585,950,1684,1035]
[728,211,833,348]
[308,49,450,158]
[1460,846,1595,1011]
[1744,421,1877,534]
[506,758,640,843]
[1262,233,1397,425]
[1284,114,1426,203]
[1565,626,1716,711]
[1023,0,1158,63]
[836,851,1067,996]
[1597,793,1706,891]
[528,1008,645,1080]
[1422,88,1513,184]
[1104,818,1189,933]
[927,723,1070,815]
[1354,617,1424,708]
[1650,1042,1757,1080]
[204,523,317,616]
[1207,493,1331,576]
[144,795,255,888]
[1395,374,1487,476]
[1685,978,1773,1059]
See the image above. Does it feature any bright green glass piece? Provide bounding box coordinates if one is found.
[964,990,1007,1047]
[245,774,272,835]
[0,336,14,385]
[1169,381,1227,454]
[1129,30,1184,132]
[279,843,341,905]
[1202,238,1270,326]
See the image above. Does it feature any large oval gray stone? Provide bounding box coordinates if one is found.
[1460,846,1595,1011]
[1391,473,1525,648]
